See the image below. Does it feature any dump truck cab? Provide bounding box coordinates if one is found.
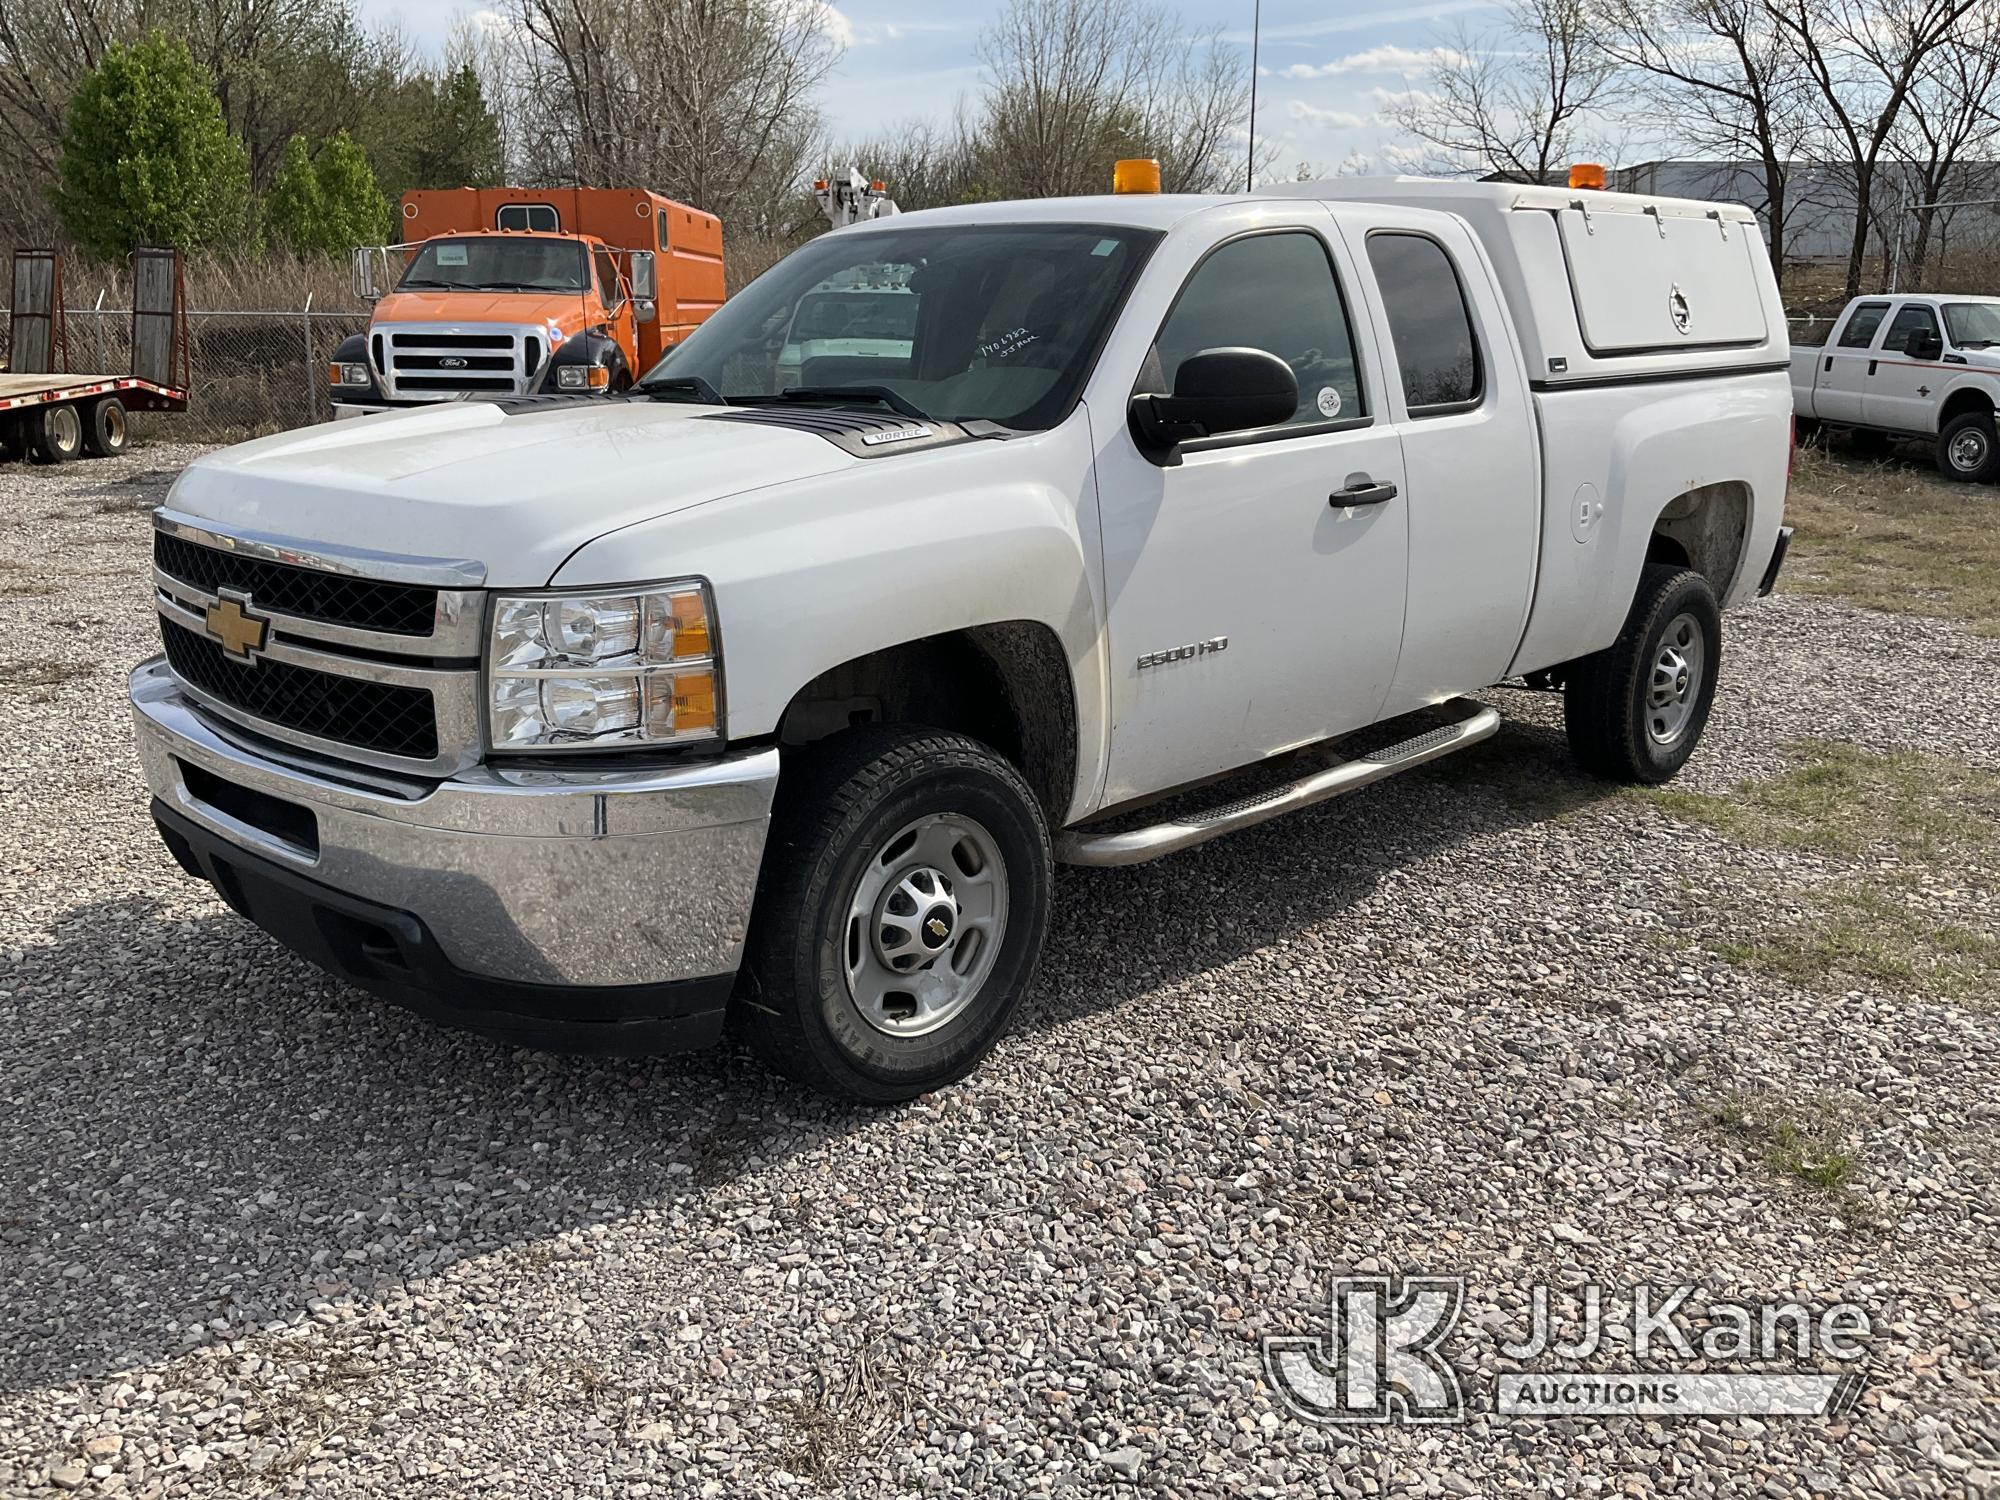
[332,187,723,417]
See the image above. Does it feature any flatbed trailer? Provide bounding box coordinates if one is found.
[4,246,190,463]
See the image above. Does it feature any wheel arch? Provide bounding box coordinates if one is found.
[1648,480,1751,597]
[1940,385,1996,427]
[774,621,1079,826]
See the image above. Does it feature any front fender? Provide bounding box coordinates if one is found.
[550,415,1111,822]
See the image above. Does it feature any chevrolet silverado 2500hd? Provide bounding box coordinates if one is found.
[131,177,1793,1101]
[1791,293,2000,481]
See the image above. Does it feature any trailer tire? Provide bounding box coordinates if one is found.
[83,397,129,458]
[737,724,1053,1103]
[1564,564,1722,785]
[25,403,84,464]
[1936,410,1998,483]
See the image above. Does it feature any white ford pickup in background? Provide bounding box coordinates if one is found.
[1791,292,2000,481]
[130,175,1793,1101]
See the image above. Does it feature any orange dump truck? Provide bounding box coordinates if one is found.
[332,187,724,416]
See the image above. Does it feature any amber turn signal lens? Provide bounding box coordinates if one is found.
[1568,162,1606,190]
[1112,157,1162,194]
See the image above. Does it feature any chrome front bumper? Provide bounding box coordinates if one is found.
[130,658,778,1006]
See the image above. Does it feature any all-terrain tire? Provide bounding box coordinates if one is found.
[737,724,1053,1103]
[1564,564,1722,784]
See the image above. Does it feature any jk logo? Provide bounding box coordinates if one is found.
[1264,1275,1466,1425]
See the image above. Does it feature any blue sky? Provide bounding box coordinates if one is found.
[354,0,1503,178]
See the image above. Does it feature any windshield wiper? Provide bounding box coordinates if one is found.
[761,384,933,422]
[634,374,724,404]
[398,278,453,289]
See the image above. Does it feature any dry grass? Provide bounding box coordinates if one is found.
[1783,443,2000,635]
[1704,1089,1866,1198]
[1651,741,2000,1008]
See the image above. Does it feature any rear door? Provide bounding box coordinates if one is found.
[1340,211,1540,714]
[1815,301,1890,423]
[1864,301,1944,434]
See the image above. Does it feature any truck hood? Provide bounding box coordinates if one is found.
[164,400,856,585]
[372,288,596,331]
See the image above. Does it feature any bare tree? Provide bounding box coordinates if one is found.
[507,0,840,229]
[1765,0,1982,300]
[1388,0,1619,181]
[1876,0,2000,287]
[1594,0,1811,283]
[970,0,1250,198]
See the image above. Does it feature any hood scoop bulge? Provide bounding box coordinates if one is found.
[699,406,976,459]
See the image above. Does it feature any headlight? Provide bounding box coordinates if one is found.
[555,365,609,390]
[330,362,370,387]
[486,582,720,751]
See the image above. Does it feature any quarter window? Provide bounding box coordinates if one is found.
[1150,231,1364,435]
[1882,304,1939,354]
[1366,233,1482,413]
[1838,303,1891,348]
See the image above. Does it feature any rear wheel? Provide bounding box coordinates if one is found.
[1936,410,1998,483]
[83,396,129,458]
[1564,565,1722,784]
[25,403,83,463]
[738,724,1053,1103]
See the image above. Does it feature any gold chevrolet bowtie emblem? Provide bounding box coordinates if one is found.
[926,918,949,941]
[205,594,270,661]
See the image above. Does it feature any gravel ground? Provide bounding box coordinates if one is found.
[0,444,1996,1499]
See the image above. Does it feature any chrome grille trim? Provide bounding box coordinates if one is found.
[370,320,550,401]
[150,511,488,777]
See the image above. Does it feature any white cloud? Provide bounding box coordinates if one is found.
[1284,45,1469,78]
[1286,101,1365,130]
[790,0,854,50]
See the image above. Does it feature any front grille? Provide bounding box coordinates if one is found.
[155,532,437,636]
[161,617,440,759]
[381,326,529,399]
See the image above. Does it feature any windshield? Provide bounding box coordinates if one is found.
[1944,302,2000,348]
[398,237,589,293]
[641,222,1161,429]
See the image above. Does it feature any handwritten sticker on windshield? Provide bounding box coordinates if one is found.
[980,327,1039,360]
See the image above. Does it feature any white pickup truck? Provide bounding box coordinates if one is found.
[130,176,1792,1101]
[1791,292,2000,481]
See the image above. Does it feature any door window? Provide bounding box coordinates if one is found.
[1838,303,1891,348]
[1366,232,1482,414]
[594,250,624,311]
[1150,231,1364,436]
[1881,304,1939,354]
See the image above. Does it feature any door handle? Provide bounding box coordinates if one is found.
[1868,359,1878,375]
[1824,356,1833,372]
[1331,477,1398,507]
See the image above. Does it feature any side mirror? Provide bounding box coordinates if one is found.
[629,249,658,302]
[1907,329,1943,361]
[351,246,382,302]
[1129,347,1298,463]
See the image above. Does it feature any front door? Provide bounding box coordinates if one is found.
[1092,219,1409,805]
[1864,301,1944,434]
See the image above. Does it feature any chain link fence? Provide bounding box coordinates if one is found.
[0,302,370,442]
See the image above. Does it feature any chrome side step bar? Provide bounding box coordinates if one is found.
[1056,699,1501,867]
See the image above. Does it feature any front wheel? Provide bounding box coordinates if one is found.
[738,725,1053,1103]
[1936,410,1998,483]
[1564,565,1722,784]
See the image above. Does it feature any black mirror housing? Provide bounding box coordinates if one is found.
[1129,347,1299,463]
[1907,330,1943,362]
